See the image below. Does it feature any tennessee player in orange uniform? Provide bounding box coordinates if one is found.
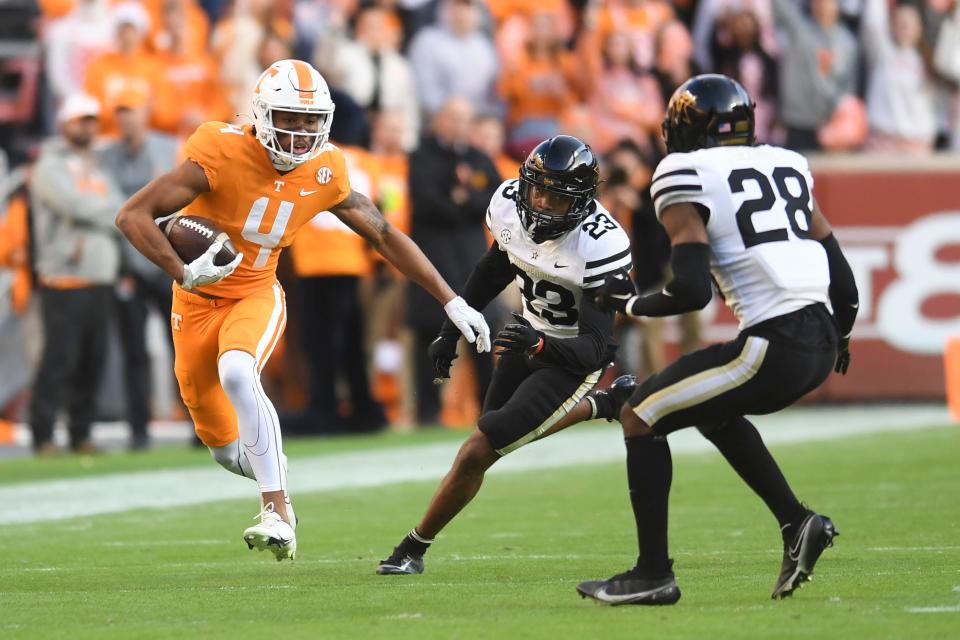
[115,59,491,561]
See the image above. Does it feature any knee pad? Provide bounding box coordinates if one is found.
[208,439,255,479]
[218,350,257,398]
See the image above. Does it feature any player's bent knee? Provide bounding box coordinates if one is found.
[454,431,498,475]
[217,350,257,398]
[209,439,244,475]
[620,404,653,438]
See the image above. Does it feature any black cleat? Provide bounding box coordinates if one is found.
[576,564,681,606]
[586,374,638,421]
[376,546,425,575]
[772,510,839,599]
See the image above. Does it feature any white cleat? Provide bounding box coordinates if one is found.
[243,502,297,561]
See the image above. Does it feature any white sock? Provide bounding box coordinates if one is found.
[218,350,288,494]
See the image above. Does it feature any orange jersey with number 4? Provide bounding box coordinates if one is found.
[182,122,351,298]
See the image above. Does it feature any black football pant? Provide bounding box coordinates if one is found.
[623,303,838,574]
[30,286,114,450]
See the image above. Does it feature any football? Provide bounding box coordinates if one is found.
[163,215,238,266]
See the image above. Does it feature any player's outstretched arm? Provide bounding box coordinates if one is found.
[596,202,713,318]
[331,189,491,351]
[115,159,210,284]
[809,198,859,373]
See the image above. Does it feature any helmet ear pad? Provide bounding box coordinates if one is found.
[663,74,756,153]
[516,135,599,243]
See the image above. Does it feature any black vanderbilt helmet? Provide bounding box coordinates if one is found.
[662,74,755,153]
[517,135,599,243]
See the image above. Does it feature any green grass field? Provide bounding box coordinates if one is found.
[2,423,958,639]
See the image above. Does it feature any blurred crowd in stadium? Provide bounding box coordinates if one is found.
[0,0,958,452]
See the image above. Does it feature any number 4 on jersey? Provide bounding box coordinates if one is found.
[243,196,294,268]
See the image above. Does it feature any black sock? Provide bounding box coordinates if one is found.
[702,417,806,533]
[400,528,433,556]
[625,435,673,576]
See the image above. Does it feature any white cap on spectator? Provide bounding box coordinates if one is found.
[112,1,151,33]
[57,93,101,124]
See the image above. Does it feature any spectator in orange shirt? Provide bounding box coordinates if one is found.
[498,9,581,157]
[595,0,675,69]
[147,0,210,57]
[288,145,388,434]
[83,1,173,135]
[154,0,233,137]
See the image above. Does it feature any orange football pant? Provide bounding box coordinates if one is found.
[171,282,287,446]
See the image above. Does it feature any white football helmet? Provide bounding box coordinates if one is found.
[252,59,335,170]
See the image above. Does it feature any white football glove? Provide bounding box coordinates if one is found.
[181,240,243,291]
[444,296,491,353]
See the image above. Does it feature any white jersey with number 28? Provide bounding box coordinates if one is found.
[651,145,830,330]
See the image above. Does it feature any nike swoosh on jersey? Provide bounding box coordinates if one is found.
[300,189,317,196]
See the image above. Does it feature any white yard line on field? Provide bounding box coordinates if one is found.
[905,606,960,613]
[2,405,952,525]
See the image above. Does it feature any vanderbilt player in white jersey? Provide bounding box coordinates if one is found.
[376,135,633,575]
[575,75,859,605]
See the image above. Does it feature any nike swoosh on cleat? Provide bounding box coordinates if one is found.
[594,586,664,604]
[788,516,814,559]
[554,262,568,269]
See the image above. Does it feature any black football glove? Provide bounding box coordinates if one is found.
[835,337,851,375]
[594,270,638,316]
[428,333,459,383]
[493,312,544,357]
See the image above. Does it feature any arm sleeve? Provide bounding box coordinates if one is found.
[439,241,515,337]
[628,243,713,317]
[820,233,859,338]
[537,293,615,373]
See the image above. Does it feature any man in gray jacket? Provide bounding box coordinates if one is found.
[772,0,859,151]
[29,93,125,455]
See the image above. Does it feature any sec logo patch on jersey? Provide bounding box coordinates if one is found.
[316,167,332,184]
